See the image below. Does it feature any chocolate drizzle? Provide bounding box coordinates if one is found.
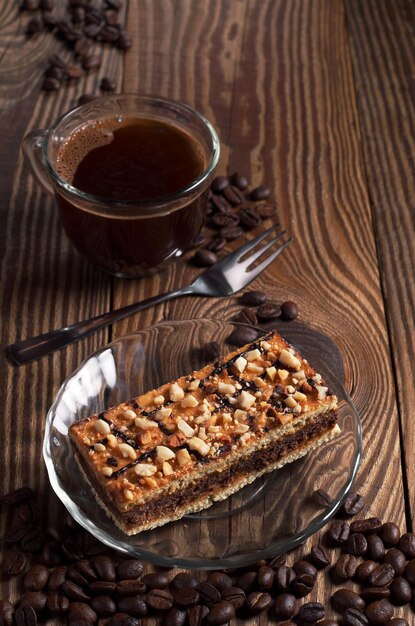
[109,452,152,480]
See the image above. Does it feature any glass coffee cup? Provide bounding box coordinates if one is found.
[23,94,220,278]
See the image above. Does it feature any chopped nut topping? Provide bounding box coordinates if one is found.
[155,407,172,420]
[293,390,307,401]
[234,423,250,434]
[94,443,106,452]
[119,443,137,460]
[293,405,302,414]
[233,356,247,373]
[189,436,210,457]
[238,390,256,410]
[176,448,191,467]
[188,379,200,391]
[135,463,157,476]
[266,366,277,381]
[245,348,261,362]
[95,418,111,435]
[284,396,298,408]
[278,369,289,380]
[316,385,328,400]
[123,409,137,419]
[107,434,117,448]
[144,476,158,489]
[222,412,232,423]
[156,445,175,462]
[124,489,134,501]
[247,363,264,375]
[293,370,306,381]
[177,419,195,438]
[279,348,301,370]
[312,373,322,384]
[261,340,271,351]
[286,385,295,394]
[102,467,113,477]
[181,394,199,408]
[154,395,165,405]
[162,461,174,476]
[169,382,185,401]
[217,382,236,395]
[234,409,247,420]
[134,417,158,430]
[83,437,91,445]
[140,431,152,445]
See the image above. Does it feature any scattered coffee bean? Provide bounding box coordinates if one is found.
[366,534,386,561]
[298,601,325,623]
[246,591,272,613]
[355,560,378,583]
[193,249,217,267]
[312,488,333,507]
[274,593,297,620]
[205,600,235,625]
[170,572,198,591]
[109,614,140,626]
[90,595,117,617]
[207,571,233,592]
[116,596,147,617]
[2,547,27,576]
[293,560,318,579]
[384,548,406,575]
[398,532,415,559]
[389,576,411,605]
[47,565,67,591]
[116,559,143,580]
[18,591,47,612]
[221,586,246,610]
[68,602,97,624]
[21,528,46,553]
[163,606,186,626]
[62,580,90,602]
[0,600,15,626]
[77,560,98,582]
[275,565,295,591]
[280,300,298,321]
[211,213,239,229]
[240,290,267,306]
[257,565,274,590]
[172,587,199,607]
[346,532,368,556]
[24,564,49,591]
[211,176,229,193]
[329,520,350,544]
[291,572,315,597]
[250,185,270,201]
[47,592,70,615]
[256,202,276,218]
[341,492,365,516]
[239,206,261,230]
[2,487,35,506]
[350,517,382,535]
[257,302,280,321]
[194,581,221,607]
[67,564,89,587]
[236,571,257,593]
[42,77,61,91]
[343,608,369,626]
[219,224,243,240]
[331,589,365,612]
[78,94,96,106]
[26,18,42,35]
[206,236,226,253]
[187,604,209,626]
[267,553,287,569]
[379,523,401,547]
[231,172,248,190]
[365,599,394,624]
[310,544,331,569]
[361,587,391,604]
[14,606,37,626]
[233,307,258,325]
[115,580,145,596]
[227,325,259,347]
[385,619,409,626]
[335,554,358,580]
[367,563,395,587]
[318,621,340,626]
[223,185,244,205]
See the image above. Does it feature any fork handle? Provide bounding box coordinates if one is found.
[7,286,193,365]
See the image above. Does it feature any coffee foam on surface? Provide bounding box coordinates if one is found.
[56,116,131,184]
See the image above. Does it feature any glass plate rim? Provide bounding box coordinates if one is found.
[43,318,362,569]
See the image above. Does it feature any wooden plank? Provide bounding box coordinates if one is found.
[345,0,415,526]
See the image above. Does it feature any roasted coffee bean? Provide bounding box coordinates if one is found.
[389,577,411,605]
[335,554,358,579]
[317,621,339,626]
[47,524,67,543]
[14,606,37,626]
[142,571,170,589]
[42,77,61,91]
[21,0,40,10]
[379,523,400,547]
[147,589,174,611]
[211,213,239,229]
[223,184,244,205]
[227,325,259,347]
[68,565,89,587]
[404,557,415,585]
[89,581,117,595]
[2,486,34,505]
[47,565,67,591]
[329,519,350,544]
[367,563,395,587]
[366,534,386,561]
[341,491,365,516]
[236,571,257,593]
[206,236,226,253]
[293,560,318,579]
[231,172,248,190]
[298,601,324,623]
[384,619,409,626]
[82,54,102,70]
[219,225,243,240]
[116,596,147,617]
[233,307,258,325]
[172,587,199,607]
[5,523,30,543]
[398,532,415,558]
[346,532,368,556]
[18,592,47,612]
[257,565,274,590]
[312,488,333,507]
[267,553,287,568]
[256,202,276,218]
[246,591,272,613]
[117,31,132,50]
[384,548,406,575]
[163,606,186,626]
[116,559,144,580]
[205,600,235,625]
[91,556,115,581]
[239,206,261,230]
[21,527,46,552]
[104,9,118,24]
[100,25,120,42]
[350,517,382,535]
[46,592,69,614]
[100,77,116,92]
[207,572,233,592]
[14,501,36,524]
[187,604,209,626]
[68,602,97,624]
[310,543,331,568]
[275,565,295,591]
[355,560,378,583]
[40,541,62,567]
[360,587,391,603]
[250,185,270,201]
[279,300,298,321]
[24,564,49,591]
[45,66,65,81]
[2,547,27,576]
[195,581,221,607]
[62,581,90,602]
[109,614,140,626]
[26,18,42,35]
[211,193,231,214]
[291,573,315,597]
[211,176,229,193]
[61,539,84,561]
[274,593,297,620]
[0,600,15,626]
[221,586,246,610]
[257,302,280,321]
[193,249,217,267]
[65,64,84,79]
[240,290,267,306]
[331,589,365,612]
[90,595,116,617]
[365,599,394,624]
[76,560,97,582]
[170,572,197,591]
[343,608,369,626]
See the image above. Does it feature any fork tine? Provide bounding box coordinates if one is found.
[238,230,286,268]
[245,237,293,280]
[220,224,280,264]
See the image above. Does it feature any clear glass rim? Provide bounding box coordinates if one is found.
[43,319,362,570]
[43,94,221,212]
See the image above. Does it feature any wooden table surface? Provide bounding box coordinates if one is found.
[1,0,415,622]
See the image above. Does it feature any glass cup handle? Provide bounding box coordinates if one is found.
[22,129,54,195]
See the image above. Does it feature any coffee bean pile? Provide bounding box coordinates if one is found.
[19,0,131,94]
[191,173,277,268]
[1,485,413,625]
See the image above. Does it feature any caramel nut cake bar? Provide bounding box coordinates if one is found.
[69,331,340,535]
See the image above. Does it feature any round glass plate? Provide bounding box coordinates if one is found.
[44,318,362,569]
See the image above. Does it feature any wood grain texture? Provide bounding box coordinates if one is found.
[0,0,412,622]
[345,0,415,527]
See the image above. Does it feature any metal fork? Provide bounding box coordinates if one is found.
[7,225,292,365]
